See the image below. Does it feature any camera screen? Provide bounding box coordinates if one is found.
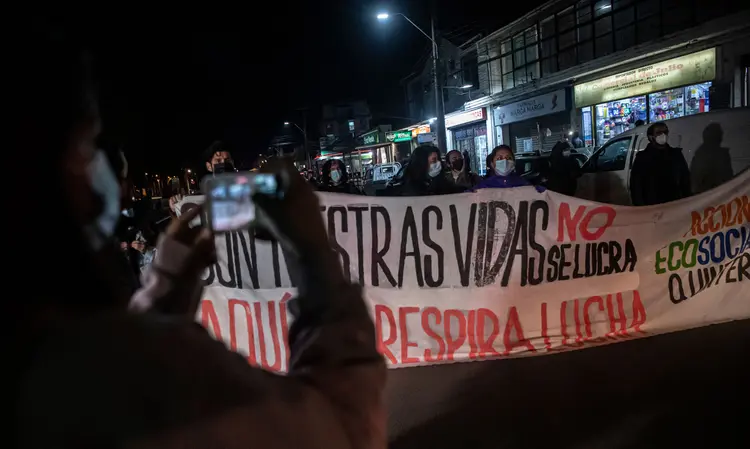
[209,174,276,232]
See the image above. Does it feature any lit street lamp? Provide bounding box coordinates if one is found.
[378,10,447,153]
[283,121,311,168]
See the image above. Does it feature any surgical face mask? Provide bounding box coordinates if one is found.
[85,150,121,251]
[330,169,342,184]
[428,161,442,178]
[494,159,514,176]
[655,134,668,146]
[212,161,235,174]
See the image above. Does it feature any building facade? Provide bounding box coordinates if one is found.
[405,37,482,124]
[452,0,750,160]
[320,101,372,141]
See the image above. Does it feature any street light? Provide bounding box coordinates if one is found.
[443,84,473,90]
[283,121,311,168]
[377,10,447,153]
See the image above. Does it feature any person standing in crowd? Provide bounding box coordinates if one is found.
[630,122,691,206]
[12,30,385,449]
[204,140,235,175]
[634,119,645,127]
[545,141,579,196]
[318,158,359,194]
[103,147,143,294]
[473,145,531,190]
[401,145,462,196]
[570,131,584,148]
[445,149,479,190]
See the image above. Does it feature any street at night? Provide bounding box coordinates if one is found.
[9,1,750,447]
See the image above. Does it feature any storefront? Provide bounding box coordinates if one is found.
[492,88,570,156]
[386,129,415,161]
[574,48,716,147]
[446,108,489,175]
[351,129,396,173]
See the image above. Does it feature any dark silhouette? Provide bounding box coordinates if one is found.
[689,123,734,194]
[545,141,579,196]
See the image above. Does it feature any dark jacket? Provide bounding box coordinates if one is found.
[445,169,480,190]
[401,173,463,196]
[318,182,360,195]
[630,143,691,206]
[545,143,579,196]
[17,240,385,449]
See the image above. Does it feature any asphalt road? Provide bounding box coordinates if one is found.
[386,319,750,448]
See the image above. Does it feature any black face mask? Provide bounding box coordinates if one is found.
[451,159,464,171]
[213,161,235,174]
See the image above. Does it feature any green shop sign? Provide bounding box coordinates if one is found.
[362,131,379,145]
[387,130,412,142]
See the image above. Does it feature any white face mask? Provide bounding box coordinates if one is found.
[330,169,342,184]
[494,159,514,176]
[655,134,668,146]
[428,161,442,178]
[85,150,121,251]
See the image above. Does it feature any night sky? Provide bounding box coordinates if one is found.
[57,0,544,175]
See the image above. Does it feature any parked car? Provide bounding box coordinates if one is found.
[377,161,409,196]
[575,108,750,205]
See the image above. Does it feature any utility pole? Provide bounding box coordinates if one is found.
[430,3,447,153]
[296,107,311,169]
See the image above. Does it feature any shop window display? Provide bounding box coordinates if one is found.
[648,83,710,122]
[683,82,711,116]
[595,95,646,144]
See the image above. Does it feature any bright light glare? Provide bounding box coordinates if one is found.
[428,117,437,123]
[376,13,389,20]
[461,84,473,89]
[283,122,290,125]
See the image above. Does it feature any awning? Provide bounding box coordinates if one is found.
[314,149,374,161]
[354,142,392,151]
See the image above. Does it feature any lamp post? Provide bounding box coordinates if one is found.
[283,121,311,168]
[378,10,447,153]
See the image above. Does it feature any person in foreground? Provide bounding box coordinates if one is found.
[12,31,385,449]
[473,145,532,190]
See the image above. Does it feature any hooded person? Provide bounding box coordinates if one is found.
[318,158,359,194]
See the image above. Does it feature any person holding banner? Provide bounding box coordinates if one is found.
[401,145,463,196]
[12,31,385,449]
[318,158,360,194]
[445,149,480,190]
[473,145,533,190]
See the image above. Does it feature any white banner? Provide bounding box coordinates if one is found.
[176,171,750,372]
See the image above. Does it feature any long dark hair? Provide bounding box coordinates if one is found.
[320,159,349,186]
[404,145,440,186]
